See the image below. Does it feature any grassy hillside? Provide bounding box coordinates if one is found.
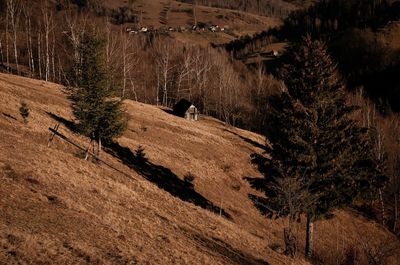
[0,73,399,264]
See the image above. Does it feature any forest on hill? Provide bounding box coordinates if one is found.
[177,0,299,17]
[0,0,400,263]
[224,0,400,112]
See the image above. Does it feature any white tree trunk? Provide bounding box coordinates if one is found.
[394,192,398,232]
[5,8,10,72]
[8,0,20,74]
[98,137,101,159]
[305,214,314,259]
[42,0,51,81]
[0,37,4,66]
[38,26,42,79]
[379,188,385,226]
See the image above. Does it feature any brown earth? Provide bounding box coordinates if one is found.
[0,73,399,264]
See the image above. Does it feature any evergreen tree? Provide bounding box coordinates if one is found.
[19,101,30,124]
[248,36,386,259]
[68,31,127,151]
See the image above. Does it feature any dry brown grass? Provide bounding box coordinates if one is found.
[0,73,399,265]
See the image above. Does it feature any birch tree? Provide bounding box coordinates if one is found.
[175,46,194,103]
[65,9,87,85]
[0,29,4,66]
[154,40,175,106]
[119,31,138,98]
[191,47,212,112]
[7,0,20,73]
[22,4,34,76]
[41,0,54,81]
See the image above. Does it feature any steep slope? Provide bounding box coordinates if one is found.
[0,73,305,265]
[0,73,399,265]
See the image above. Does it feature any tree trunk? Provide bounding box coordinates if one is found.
[156,71,160,106]
[84,140,93,161]
[130,80,138,101]
[394,193,398,233]
[98,137,101,159]
[284,228,296,257]
[305,214,314,259]
[45,21,50,81]
[13,19,19,74]
[51,30,56,81]
[6,7,10,72]
[28,14,34,76]
[24,13,31,74]
[122,32,127,98]
[122,58,126,98]
[8,0,20,75]
[379,188,385,226]
[0,38,4,65]
[38,27,42,79]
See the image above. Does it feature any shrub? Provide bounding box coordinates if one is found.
[221,163,232,172]
[183,172,195,186]
[19,101,30,123]
[135,145,147,162]
[231,181,241,191]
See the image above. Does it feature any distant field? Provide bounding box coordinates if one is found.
[103,0,282,45]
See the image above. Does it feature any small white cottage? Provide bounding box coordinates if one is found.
[173,99,199,121]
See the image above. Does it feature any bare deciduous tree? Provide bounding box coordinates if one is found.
[7,0,20,73]
[154,40,176,106]
[22,4,34,76]
[41,0,54,81]
[64,9,88,85]
[119,30,138,98]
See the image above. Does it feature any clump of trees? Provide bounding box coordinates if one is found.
[178,0,297,18]
[246,36,388,259]
[222,0,400,113]
[348,89,400,234]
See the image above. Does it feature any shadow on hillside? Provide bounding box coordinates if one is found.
[2,112,17,121]
[191,231,269,265]
[47,112,76,132]
[46,112,231,219]
[243,152,274,218]
[160,108,174,115]
[223,129,268,151]
[104,141,231,219]
[247,193,273,217]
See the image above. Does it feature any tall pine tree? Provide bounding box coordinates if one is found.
[68,31,127,152]
[247,35,386,259]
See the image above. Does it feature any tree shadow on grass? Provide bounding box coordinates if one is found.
[243,153,274,218]
[47,112,231,219]
[223,129,268,151]
[191,231,269,265]
[104,141,231,219]
[47,112,76,132]
[160,108,174,115]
